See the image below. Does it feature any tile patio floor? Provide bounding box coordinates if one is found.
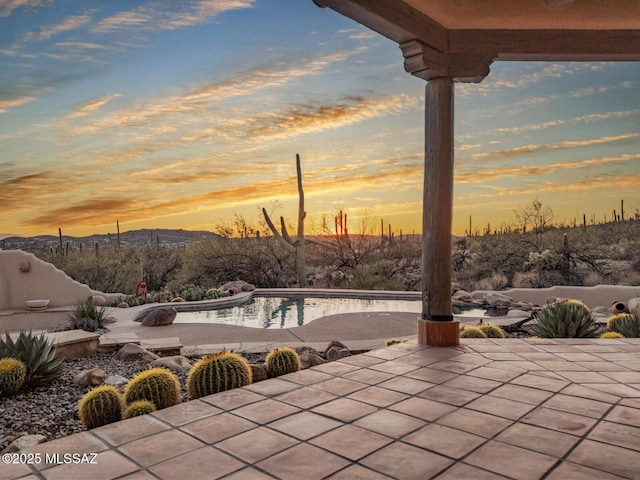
[4,338,640,480]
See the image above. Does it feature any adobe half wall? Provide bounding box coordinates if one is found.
[0,250,123,310]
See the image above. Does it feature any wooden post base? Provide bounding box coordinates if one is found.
[418,319,460,347]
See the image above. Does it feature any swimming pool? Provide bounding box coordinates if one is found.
[173,295,422,329]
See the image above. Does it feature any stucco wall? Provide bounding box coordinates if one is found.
[0,250,122,310]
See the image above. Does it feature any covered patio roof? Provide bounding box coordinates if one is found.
[313,0,640,347]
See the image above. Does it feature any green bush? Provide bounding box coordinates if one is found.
[529,300,598,338]
[0,357,27,397]
[0,331,64,387]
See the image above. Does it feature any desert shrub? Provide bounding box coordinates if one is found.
[0,331,64,387]
[529,300,598,338]
[69,297,112,328]
[69,317,99,332]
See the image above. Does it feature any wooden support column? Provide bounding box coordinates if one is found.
[418,76,459,347]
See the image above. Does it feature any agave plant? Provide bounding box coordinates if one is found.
[529,300,598,338]
[0,331,64,386]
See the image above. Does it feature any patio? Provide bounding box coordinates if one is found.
[5,337,640,480]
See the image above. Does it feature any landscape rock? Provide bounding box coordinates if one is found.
[150,355,192,372]
[115,343,159,362]
[91,295,107,306]
[325,340,350,361]
[507,309,530,318]
[483,292,513,308]
[104,374,130,387]
[117,302,130,308]
[219,280,256,296]
[593,306,612,316]
[452,290,474,303]
[140,306,177,326]
[73,368,106,386]
[1,434,47,454]
[628,297,640,315]
[250,363,268,382]
[294,346,326,369]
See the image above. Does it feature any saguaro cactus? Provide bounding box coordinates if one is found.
[262,153,307,287]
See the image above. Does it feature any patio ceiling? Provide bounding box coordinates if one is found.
[314,0,640,81]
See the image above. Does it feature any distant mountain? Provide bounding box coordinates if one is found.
[1,228,219,251]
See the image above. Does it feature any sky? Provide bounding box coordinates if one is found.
[1,0,639,239]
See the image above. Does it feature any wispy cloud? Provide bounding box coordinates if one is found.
[93,0,256,33]
[23,13,92,42]
[572,109,640,123]
[0,95,34,113]
[0,0,50,17]
[66,93,121,119]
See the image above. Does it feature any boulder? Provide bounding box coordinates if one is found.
[1,434,47,454]
[73,368,106,387]
[140,306,177,326]
[250,364,268,382]
[151,355,192,372]
[117,302,130,308]
[295,346,326,369]
[507,309,530,318]
[325,340,350,361]
[115,343,159,362]
[452,290,474,303]
[91,295,107,306]
[483,292,513,308]
[104,374,129,387]
[628,298,640,315]
[219,280,256,296]
[593,306,612,316]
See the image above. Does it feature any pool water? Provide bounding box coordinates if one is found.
[174,296,422,329]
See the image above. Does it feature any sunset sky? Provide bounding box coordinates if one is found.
[1,0,639,239]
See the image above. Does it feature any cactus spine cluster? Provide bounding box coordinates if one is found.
[187,350,252,399]
[600,331,624,339]
[124,368,181,410]
[477,323,507,339]
[123,400,157,419]
[265,347,301,378]
[0,357,27,397]
[459,326,488,338]
[529,299,597,338]
[78,385,122,429]
[607,312,639,338]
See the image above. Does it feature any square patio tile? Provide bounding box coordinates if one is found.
[223,468,277,479]
[495,423,580,457]
[482,352,526,361]
[580,383,640,398]
[326,464,393,479]
[40,450,139,480]
[404,366,459,384]
[403,423,486,459]
[180,412,256,444]
[568,439,640,479]
[242,378,300,397]
[200,388,265,410]
[342,368,396,385]
[466,365,524,383]
[26,432,108,470]
[465,441,558,480]
[436,408,513,438]
[394,353,441,367]
[151,399,221,426]
[257,443,349,480]
[419,384,482,406]
[309,361,361,375]
[376,376,434,395]
[92,414,171,447]
[353,410,426,438]
[556,371,617,383]
[347,385,409,407]
[338,355,386,367]
[534,361,590,372]
[360,442,452,479]
[542,393,611,418]
[365,348,410,360]
[428,359,480,374]
[389,396,457,421]
[310,424,392,460]
[605,405,640,428]
[546,462,628,480]
[555,352,603,362]
[280,369,334,385]
[232,398,300,424]
[510,373,570,392]
[442,375,502,394]
[215,427,298,463]
[434,463,510,479]
[559,383,621,403]
[465,395,536,420]
[489,384,555,405]
[118,430,205,467]
[269,411,342,440]
[368,360,420,375]
[521,407,598,436]
[311,397,378,422]
[275,386,337,409]
[312,377,367,396]
[601,371,640,383]
[0,462,32,479]
[149,446,244,480]
[588,421,640,451]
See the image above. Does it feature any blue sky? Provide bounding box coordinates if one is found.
[1,0,639,238]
